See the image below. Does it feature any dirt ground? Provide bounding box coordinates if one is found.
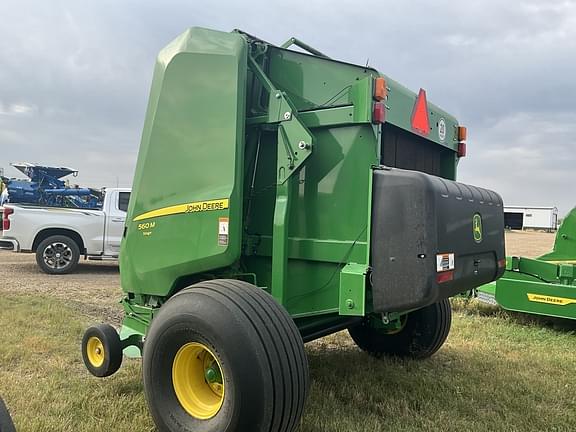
[0,230,557,324]
[504,230,556,257]
[0,252,123,325]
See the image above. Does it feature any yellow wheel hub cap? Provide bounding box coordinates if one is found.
[86,336,105,367]
[172,342,225,420]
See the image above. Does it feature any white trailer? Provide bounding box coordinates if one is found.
[504,206,558,231]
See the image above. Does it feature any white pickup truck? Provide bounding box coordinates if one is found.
[0,188,130,274]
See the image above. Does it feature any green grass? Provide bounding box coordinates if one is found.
[2,295,576,431]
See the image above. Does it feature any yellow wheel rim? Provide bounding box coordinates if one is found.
[86,336,105,368]
[172,342,225,420]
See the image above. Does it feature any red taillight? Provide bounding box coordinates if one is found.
[436,270,454,284]
[498,258,506,268]
[411,88,430,136]
[457,142,467,158]
[372,102,386,124]
[3,207,13,231]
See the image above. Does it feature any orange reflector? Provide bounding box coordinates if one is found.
[372,102,385,124]
[374,77,387,101]
[458,126,467,141]
[411,88,430,136]
[457,142,467,158]
[436,270,454,284]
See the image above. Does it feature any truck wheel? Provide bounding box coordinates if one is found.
[143,279,309,432]
[36,235,80,274]
[349,298,452,359]
[82,324,123,377]
[0,397,16,432]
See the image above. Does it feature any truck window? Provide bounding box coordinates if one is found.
[118,192,130,212]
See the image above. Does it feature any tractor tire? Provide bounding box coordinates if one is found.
[36,235,80,275]
[0,397,16,432]
[349,298,452,359]
[143,279,309,432]
[82,324,123,377]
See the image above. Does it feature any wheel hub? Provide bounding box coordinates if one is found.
[172,342,225,420]
[86,336,105,367]
[43,242,72,269]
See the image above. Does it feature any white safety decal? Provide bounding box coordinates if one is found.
[218,217,229,246]
[436,253,455,272]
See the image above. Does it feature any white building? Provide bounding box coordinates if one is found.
[504,206,558,231]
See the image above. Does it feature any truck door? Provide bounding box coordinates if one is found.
[104,191,130,256]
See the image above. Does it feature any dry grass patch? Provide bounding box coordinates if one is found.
[2,295,576,431]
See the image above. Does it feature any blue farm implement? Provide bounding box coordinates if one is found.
[1,162,102,209]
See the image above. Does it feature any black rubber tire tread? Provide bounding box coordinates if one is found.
[81,323,123,377]
[35,235,80,275]
[0,398,16,432]
[144,279,309,432]
[349,298,452,359]
[203,280,307,432]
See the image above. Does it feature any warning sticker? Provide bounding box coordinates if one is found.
[436,253,455,272]
[218,217,229,246]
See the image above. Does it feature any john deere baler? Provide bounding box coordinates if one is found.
[81,27,505,432]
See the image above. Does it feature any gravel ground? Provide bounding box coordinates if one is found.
[0,251,123,325]
[0,230,557,326]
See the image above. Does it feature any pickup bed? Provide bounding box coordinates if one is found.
[0,188,130,274]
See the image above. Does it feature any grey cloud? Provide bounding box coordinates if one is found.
[0,0,574,215]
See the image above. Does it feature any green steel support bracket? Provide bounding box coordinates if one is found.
[247,55,313,184]
[120,298,155,358]
[339,262,368,316]
[349,77,373,123]
[280,37,331,59]
[247,54,316,302]
[121,333,143,351]
[121,298,154,332]
[509,256,576,283]
[246,76,373,130]
[271,181,291,303]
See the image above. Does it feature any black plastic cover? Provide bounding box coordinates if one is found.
[370,166,505,313]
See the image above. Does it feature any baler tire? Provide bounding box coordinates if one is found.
[142,279,309,432]
[82,324,123,377]
[0,397,16,432]
[349,298,452,359]
[35,235,80,275]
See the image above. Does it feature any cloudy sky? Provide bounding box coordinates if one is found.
[1,0,575,215]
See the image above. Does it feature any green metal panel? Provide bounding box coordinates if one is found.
[120,28,247,296]
[539,207,576,262]
[243,123,379,317]
[477,255,576,320]
[383,75,460,150]
[495,277,576,320]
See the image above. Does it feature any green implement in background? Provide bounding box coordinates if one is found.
[477,207,576,319]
